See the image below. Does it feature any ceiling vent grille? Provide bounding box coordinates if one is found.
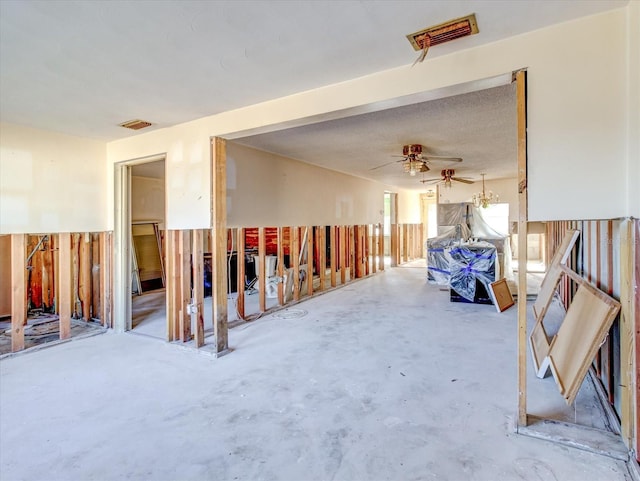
[119,119,153,130]
[407,13,478,51]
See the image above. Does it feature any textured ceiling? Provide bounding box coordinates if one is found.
[0,0,628,141]
[235,83,518,191]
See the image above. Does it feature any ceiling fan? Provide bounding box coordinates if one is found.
[420,169,474,187]
[369,144,462,175]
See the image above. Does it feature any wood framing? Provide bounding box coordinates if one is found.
[515,69,528,427]
[258,227,266,312]
[307,226,314,297]
[211,137,228,354]
[330,226,337,287]
[339,226,346,284]
[276,227,284,305]
[58,233,72,341]
[179,230,191,342]
[390,224,398,267]
[402,224,409,263]
[292,226,300,301]
[165,231,176,341]
[318,227,326,291]
[378,223,384,271]
[11,234,26,351]
[192,230,205,347]
[238,228,247,315]
[79,233,91,321]
[349,226,355,280]
[371,225,377,274]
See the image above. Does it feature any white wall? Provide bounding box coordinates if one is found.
[0,123,107,234]
[438,177,518,222]
[228,143,384,226]
[396,188,421,224]
[106,5,638,225]
[131,176,165,226]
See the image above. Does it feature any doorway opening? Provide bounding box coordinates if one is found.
[113,155,166,338]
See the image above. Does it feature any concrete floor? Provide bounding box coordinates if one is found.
[0,263,632,481]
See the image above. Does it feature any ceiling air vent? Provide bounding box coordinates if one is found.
[407,13,478,51]
[119,119,153,130]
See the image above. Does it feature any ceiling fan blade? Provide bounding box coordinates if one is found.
[452,177,474,184]
[417,162,430,173]
[369,160,399,171]
[420,178,442,184]
[423,156,463,162]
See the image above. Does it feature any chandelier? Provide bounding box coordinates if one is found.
[472,173,498,208]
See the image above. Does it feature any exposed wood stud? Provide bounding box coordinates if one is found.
[330,226,337,287]
[390,224,398,267]
[339,226,346,284]
[192,229,205,347]
[212,137,229,354]
[91,234,100,320]
[349,226,355,280]
[79,233,91,321]
[371,224,377,274]
[165,231,175,341]
[378,223,385,271]
[515,69,528,427]
[237,228,247,316]
[318,227,326,291]
[258,227,267,312]
[292,227,300,301]
[58,233,72,341]
[179,230,192,342]
[307,226,314,297]
[277,227,285,305]
[403,224,409,263]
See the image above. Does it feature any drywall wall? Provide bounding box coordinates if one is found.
[0,123,107,234]
[438,177,518,222]
[107,6,637,224]
[131,176,165,226]
[227,143,384,227]
[396,189,421,224]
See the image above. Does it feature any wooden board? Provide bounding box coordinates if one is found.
[529,319,551,378]
[192,230,205,347]
[211,137,228,354]
[58,233,72,340]
[532,229,580,321]
[488,278,514,313]
[548,282,621,405]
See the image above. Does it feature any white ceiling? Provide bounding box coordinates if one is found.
[0,1,629,190]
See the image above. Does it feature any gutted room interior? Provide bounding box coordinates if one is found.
[0,1,638,480]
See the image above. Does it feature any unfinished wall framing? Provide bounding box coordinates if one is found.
[3,232,113,354]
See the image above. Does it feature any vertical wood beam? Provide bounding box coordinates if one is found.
[212,137,228,354]
[330,226,337,287]
[349,226,356,279]
[91,234,100,319]
[237,228,247,316]
[41,236,54,310]
[292,227,300,301]
[99,233,109,327]
[371,224,377,274]
[402,224,409,264]
[355,226,363,278]
[619,219,636,451]
[179,231,192,342]
[307,226,314,297]
[516,69,528,427]
[318,227,326,292]
[258,227,266,312]
[11,234,27,351]
[339,226,346,284]
[171,230,181,341]
[390,224,398,267]
[165,231,176,341]
[276,227,284,305]
[58,233,72,341]
[378,223,384,271]
[192,230,205,347]
[79,233,91,321]
[71,234,80,318]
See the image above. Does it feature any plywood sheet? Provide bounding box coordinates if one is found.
[532,229,579,321]
[529,319,551,378]
[548,283,621,405]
